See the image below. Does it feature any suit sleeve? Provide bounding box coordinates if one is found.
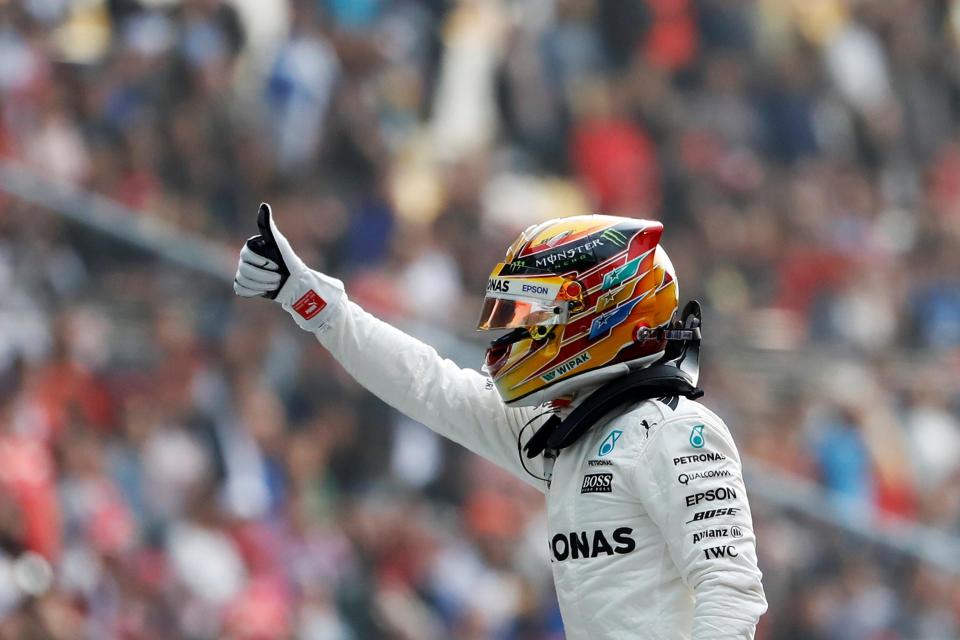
[315,298,547,492]
[630,416,767,639]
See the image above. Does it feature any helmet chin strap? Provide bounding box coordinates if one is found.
[521,300,703,459]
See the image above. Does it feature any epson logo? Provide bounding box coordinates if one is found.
[522,283,549,296]
[685,507,740,524]
[581,473,613,494]
[487,278,510,293]
[685,487,738,507]
[551,527,635,562]
[673,452,726,466]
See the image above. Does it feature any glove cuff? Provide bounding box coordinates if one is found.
[276,268,346,332]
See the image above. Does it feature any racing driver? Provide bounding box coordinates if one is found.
[233,204,767,639]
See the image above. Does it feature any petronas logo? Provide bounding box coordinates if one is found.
[598,430,623,457]
[689,425,705,448]
[601,229,628,247]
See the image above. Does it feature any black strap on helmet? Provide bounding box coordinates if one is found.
[522,300,704,459]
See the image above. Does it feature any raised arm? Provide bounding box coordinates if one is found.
[233,204,548,491]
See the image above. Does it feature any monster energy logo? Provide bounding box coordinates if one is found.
[601,229,628,247]
[502,259,530,275]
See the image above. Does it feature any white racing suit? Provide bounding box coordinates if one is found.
[312,297,768,639]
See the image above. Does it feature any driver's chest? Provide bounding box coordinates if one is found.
[543,420,653,561]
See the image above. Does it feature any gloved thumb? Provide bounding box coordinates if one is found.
[258,202,306,274]
[257,202,274,239]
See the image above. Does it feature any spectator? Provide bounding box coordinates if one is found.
[0,0,958,637]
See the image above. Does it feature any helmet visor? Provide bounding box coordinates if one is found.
[477,297,569,330]
[476,263,579,331]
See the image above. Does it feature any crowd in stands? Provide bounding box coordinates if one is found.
[1,0,960,637]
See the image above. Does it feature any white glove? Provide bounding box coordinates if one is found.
[233,203,344,332]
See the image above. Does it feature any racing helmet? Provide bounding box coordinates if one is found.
[477,215,679,406]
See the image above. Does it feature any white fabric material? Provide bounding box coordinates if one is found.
[315,299,767,639]
[275,268,345,333]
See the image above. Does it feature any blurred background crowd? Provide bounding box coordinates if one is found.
[1,0,960,638]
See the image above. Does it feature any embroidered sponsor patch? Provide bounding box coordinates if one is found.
[692,525,744,544]
[678,469,732,485]
[689,425,705,448]
[581,473,613,494]
[598,430,623,457]
[673,452,726,466]
[685,507,740,524]
[293,290,327,320]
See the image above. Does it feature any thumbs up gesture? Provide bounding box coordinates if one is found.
[234,203,344,331]
[234,203,293,299]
